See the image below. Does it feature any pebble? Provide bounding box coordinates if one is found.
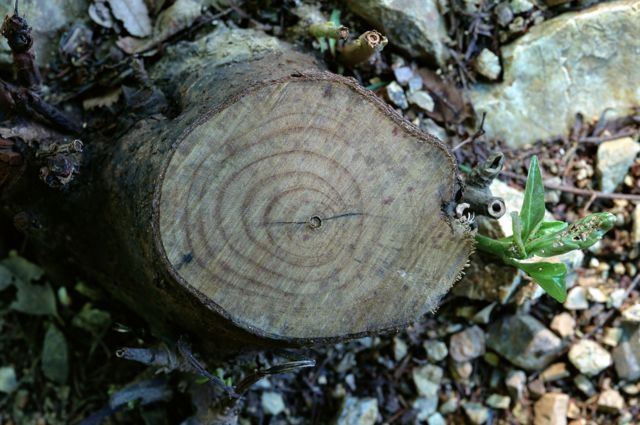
[261,392,286,416]
[407,91,435,112]
[528,378,547,400]
[450,360,473,382]
[541,363,570,383]
[487,315,562,371]
[621,303,640,322]
[586,287,607,303]
[393,66,414,85]
[407,76,423,92]
[602,327,623,347]
[573,374,595,397]
[597,137,640,193]
[413,396,438,420]
[564,287,589,310]
[412,364,443,397]
[0,366,17,394]
[449,325,486,363]
[632,203,640,244]
[505,370,527,401]
[486,394,511,409]
[534,393,569,425]
[597,389,625,413]
[495,2,514,26]
[427,412,446,425]
[472,302,497,325]
[337,397,379,425]
[393,336,408,361]
[608,288,627,309]
[462,402,489,425]
[510,0,535,13]
[568,340,612,376]
[473,48,502,80]
[550,312,575,338]
[439,395,459,414]
[385,82,408,109]
[612,327,640,381]
[424,340,448,362]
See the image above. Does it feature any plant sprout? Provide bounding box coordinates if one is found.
[475,155,616,302]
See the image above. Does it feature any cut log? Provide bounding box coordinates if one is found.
[0,28,475,351]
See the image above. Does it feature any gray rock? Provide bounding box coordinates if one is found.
[393,66,414,85]
[261,392,286,416]
[0,0,90,66]
[385,82,408,109]
[473,49,502,80]
[407,91,435,112]
[486,394,511,409]
[612,327,640,381]
[462,402,489,425]
[470,0,640,147]
[568,340,612,376]
[0,366,17,394]
[534,393,569,425]
[597,137,640,193]
[449,325,486,363]
[505,369,527,401]
[427,412,446,425]
[487,315,563,371]
[393,336,408,361]
[450,360,473,382]
[510,0,535,13]
[413,396,438,421]
[412,364,443,397]
[337,397,379,425]
[345,0,450,65]
[573,374,595,397]
[424,340,448,362]
[495,2,514,26]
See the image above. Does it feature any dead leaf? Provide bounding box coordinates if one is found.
[117,0,202,54]
[417,68,473,125]
[41,324,69,384]
[108,0,153,37]
[83,88,122,110]
[89,0,114,28]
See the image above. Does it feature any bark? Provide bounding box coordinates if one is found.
[0,27,475,353]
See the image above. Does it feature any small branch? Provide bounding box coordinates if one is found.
[309,22,349,40]
[453,112,486,151]
[462,152,506,219]
[338,30,388,67]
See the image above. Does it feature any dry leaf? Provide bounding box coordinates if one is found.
[417,68,473,125]
[108,0,152,37]
[89,0,114,28]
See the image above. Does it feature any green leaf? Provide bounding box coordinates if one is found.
[328,9,341,56]
[519,156,545,241]
[42,324,69,384]
[533,221,568,238]
[0,253,44,284]
[511,260,567,302]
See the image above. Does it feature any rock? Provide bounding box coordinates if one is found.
[385,82,408,109]
[412,364,443,397]
[393,66,414,85]
[462,402,489,425]
[621,303,640,322]
[495,3,514,27]
[472,302,497,325]
[510,0,535,13]
[261,392,286,416]
[541,363,570,382]
[345,0,450,65]
[608,288,627,309]
[597,389,625,413]
[337,397,379,425]
[528,379,547,399]
[550,313,575,338]
[534,393,569,425]
[424,340,448,362]
[407,91,435,112]
[413,396,438,421]
[449,326,486,363]
[487,315,563,371]
[470,0,640,147]
[602,327,623,347]
[427,412,446,425]
[573,375,595,397]
[393,336,408,361]
[439,395,459,414]
[564,287,589,310]
[473,49,501,80]
[632,203,640,244]
[586,287,608,303]
[486,394,511,409]
[0,366,17,394]
[450,360,473,382]
[612,327,640,381]
[0,0,90,66]
[408,76,423,92]
[597,137,640,193]
[505,370,527,400]
[568,340,612,376]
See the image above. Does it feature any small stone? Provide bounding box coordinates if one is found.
[439,395,459,414]
[413,396,438,420]
[541,363,570,383]
[567,400,580,419]
[613,262,626,275]
[608,288,627,309]
[602,327,623,347]
[510,0,535,13]
[587,287,607,303]
[564,287,589,310]
[450,361,473,382]
[407,76,423,92]
[393,66,414,85]
[261,392,286,416]
[473,49,502,80]
[483,352,500,367]
[632,204,640,244]
[534,393,569,425]
[573,374,595,397]
[412,364,443,397]
[424,340,448,362]
[486,394,511,409]
[621,304,640,322]
[487,315,562,371]
[427,412,446,425]
[568,340,612,376]
[597,389,625,413]
[597,137,640,193]
[622,383,639,395]
[337,397,379,425]
[495,2,514,26]
[612,327,640,381]
[528,379,547,400]
[505,370,527,400]
[449,325,486,363]
[462,402,489,425]
[407,91,435,112]
[513,402,532,424]
[550,313,575,338]
[472,302,497,325]
[393,337,408,361]
[0,366,18,394]
[385,82,408,109]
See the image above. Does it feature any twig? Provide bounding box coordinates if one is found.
[579,130,638,144]
[453,112,486,151]
[309,21,349,40]
[337,30,387,67]
[500,170,640,201]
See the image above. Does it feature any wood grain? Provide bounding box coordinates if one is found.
[158,74,473,340]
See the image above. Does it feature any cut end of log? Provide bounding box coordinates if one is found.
[155,73,473,343]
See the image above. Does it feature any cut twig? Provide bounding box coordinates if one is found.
[309,21,349,40]
[337,30,388,67]
[463,152,506,219]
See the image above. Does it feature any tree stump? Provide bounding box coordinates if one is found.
[0,28,475,351]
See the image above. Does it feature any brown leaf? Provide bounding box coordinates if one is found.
[107,0,152,37]
[417,68,473,125]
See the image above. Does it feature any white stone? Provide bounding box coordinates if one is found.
[550,312,575,338]
[568,340,612,376]
[0,367,17,394]
[424,340,448,362]
[586,287,608,303]
[597,389,625,413]
[463,402,489,425]
[564,287,589,310]
[408,91,435,112]
[261,391,286,416]
[427,412,446,425]
[412,364,443,397]
[393,336,408,361]
[473,49,502,80]
[534,393,569,425]
[337,397,379,425]
[486,394,511,409]
[413,396,438,420]
[597,137,640,193]
[608,288,627,309]
[510,0,535,13]
[621,303,640,322]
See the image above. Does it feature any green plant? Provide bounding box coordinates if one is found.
[475,156,616,302]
